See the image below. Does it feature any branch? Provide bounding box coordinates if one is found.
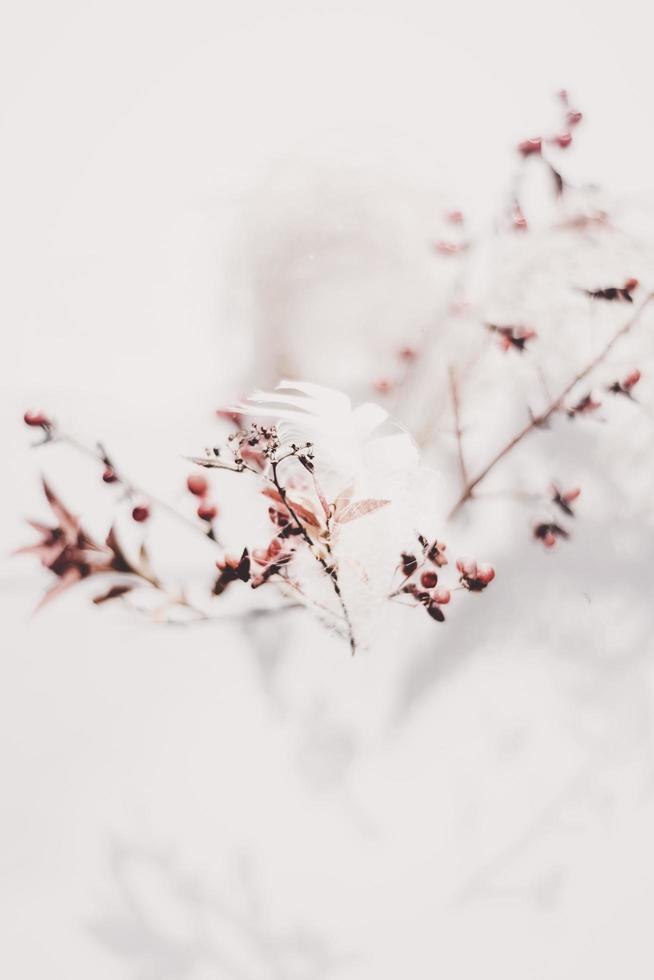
[448,364,469,489]
[270,457,357,655]
[52,432,222,548]
[447,292,654,519]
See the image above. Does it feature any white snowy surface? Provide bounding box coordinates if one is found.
[2,1,654,977]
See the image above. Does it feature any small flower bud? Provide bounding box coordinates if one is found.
[623,369,641,389]
[23,410,50,428]
[566,110,583,126]
[518,137,542,156]
[131,504,150,523]
[554,132,572,148]
[433,587,451,605]
[445,209,464,224]
[398,346,418,361]
[624,278,639,293]
[435,240,463,255]
[102,466,118,484]
[187,474,209,497]
[420,570,438,589]
[373,378,393,395]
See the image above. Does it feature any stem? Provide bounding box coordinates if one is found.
[447,293,654,518]
[448,365,469,489]
[270,458,357,655]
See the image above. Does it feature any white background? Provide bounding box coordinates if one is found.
[2,1,654,977]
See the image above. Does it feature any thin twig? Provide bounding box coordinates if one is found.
[447,292,654,519]
[448,364,469,489]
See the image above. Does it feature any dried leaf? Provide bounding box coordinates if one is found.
[261,486,321,527]
[336,499,391,524]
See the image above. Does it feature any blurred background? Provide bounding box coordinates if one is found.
[2,1,654,976]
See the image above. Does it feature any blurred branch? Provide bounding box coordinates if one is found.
[448,292,654,519]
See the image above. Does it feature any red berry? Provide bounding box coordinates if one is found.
[433,587,451,605]
[566,110,583,126]
[187,474,209,497]
[476,563,495,585]
[420,570,438,589]
[518,137,542,156]
[623,369,641,389]
[23,410,50,427]
[197,502,218,521]
[554,132,572,148]
[131,504,150,523]
[102,466,118,484]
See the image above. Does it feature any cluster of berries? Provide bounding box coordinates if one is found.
[517,89,583,158]
[395,537,495,623]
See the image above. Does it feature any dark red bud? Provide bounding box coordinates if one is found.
[102,467,118,484]
[420,570,438,589]
[197,502,218,521]
[131,504,150,523]
[401,552,418,577]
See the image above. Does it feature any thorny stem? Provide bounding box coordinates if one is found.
[447,292,654,519]
[269,457,357,655]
